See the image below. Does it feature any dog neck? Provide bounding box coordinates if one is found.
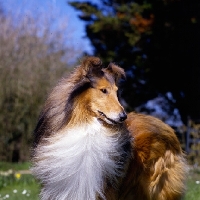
[32,118,131,200]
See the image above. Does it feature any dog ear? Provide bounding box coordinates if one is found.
[81,56,104,80]
[104,63,126,83]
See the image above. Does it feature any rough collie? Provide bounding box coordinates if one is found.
[31,56,188,200]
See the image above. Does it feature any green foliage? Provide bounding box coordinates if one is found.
[69,0,200,125]
[0,7,77,162]
[70,1,152,62]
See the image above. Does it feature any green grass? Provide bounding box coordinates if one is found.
[0,162,40,200]
[0,162,31,171]
[0,177,39,200]
[1,162,200,200]
[184,167,200,200]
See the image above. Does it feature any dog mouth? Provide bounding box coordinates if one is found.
[97,110,118,125]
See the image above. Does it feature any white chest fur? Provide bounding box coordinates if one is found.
[32,119,130,200]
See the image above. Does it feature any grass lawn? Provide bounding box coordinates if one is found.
[0,162,200,200]
[184,167,200,200]
[0,162,39,200]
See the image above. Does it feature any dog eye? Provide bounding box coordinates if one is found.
[100,89,107,94]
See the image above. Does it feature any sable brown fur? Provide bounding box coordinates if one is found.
[32,56,188,200]
[119,113,188,200]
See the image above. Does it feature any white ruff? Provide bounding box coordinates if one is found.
[32,119,129,200]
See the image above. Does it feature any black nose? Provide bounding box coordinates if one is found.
[119,111,127,122]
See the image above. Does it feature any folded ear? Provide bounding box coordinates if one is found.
[103,63,126,83]
[81,56,104,80]
[80,57,125,84]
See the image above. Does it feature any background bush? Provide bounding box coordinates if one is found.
[0,7,81,162]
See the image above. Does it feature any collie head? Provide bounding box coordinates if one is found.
[34,56,127,146]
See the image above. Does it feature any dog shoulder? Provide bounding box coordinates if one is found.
[121,112,188,200]
[126,112,182,157]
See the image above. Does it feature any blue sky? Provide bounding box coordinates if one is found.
[1,0,93,54]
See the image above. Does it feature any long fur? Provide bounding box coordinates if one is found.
[120,113,188,200]
[31,56,188,200]
[33,120,130,200]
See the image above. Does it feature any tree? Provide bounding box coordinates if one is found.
[145,0,200,124]
[69,0,200,124]
[0,8,79,162]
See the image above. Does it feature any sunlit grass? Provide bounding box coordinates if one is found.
[0,162,200,200]
[0,162,30,171]
[0,162,40,200]
[0,181,39,200]
[184,167,200,200]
